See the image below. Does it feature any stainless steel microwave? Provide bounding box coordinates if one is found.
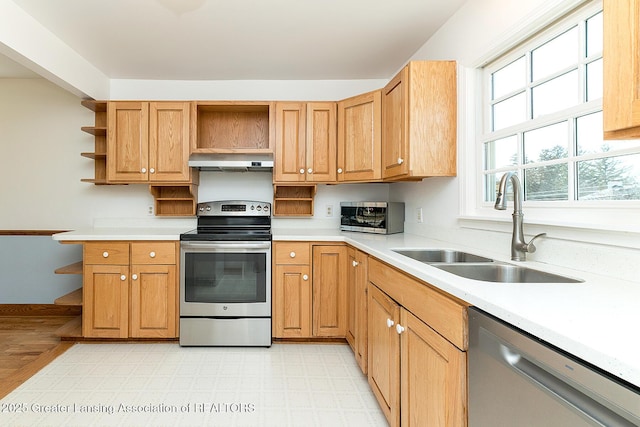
[340,202,405,234]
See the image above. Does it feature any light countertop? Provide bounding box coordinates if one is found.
[53,227,640,388]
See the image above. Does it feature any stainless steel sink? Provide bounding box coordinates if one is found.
[434,263,583,283]
[392,249,494,264]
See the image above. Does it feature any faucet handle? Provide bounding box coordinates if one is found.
[525,232,547,253]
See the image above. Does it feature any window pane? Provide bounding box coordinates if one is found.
[576,112,640,154]
[492,56,526,99]
[524,122,568,163]
[524,164,569,200]
[485,135,518,169]
[578,153,640,200]
[532,26,579,81]
[586,11,603,57]
[484,171,517,202]
[532,70,579,118]
[493,92,527,130]
[586,58,602,101]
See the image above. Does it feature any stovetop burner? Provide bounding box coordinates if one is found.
[180,200,272,242]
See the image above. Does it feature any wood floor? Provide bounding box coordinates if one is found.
[0,305,80,399]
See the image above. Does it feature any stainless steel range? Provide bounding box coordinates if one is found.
[179,200,272,347]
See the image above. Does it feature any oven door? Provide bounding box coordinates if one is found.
[180,241,271,317]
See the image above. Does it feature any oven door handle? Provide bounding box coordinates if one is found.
[181,242,271,250]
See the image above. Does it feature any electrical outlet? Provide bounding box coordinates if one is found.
[416,207,423,223]
[147,205,154,216]
[326,204,333,217]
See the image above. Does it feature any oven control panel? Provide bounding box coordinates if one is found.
[197,200,271,216]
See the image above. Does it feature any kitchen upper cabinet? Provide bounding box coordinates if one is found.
[83,241,179,339]
[382,61,457,181]
[108,101,191,183]
[603,0,640,139]
[337,90,382,182]
[274,102,337,183]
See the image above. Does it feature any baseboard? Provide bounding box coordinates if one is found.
[0,304,82,317]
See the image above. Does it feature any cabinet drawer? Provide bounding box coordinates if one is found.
[84,242,130,265]
[368,257,469,350]
[274,242,310,265]
[131,242,176,265]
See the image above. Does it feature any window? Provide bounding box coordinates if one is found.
[481,4,640,207]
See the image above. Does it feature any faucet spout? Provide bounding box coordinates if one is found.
[494,172,543,261]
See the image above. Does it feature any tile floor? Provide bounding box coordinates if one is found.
[0,342,388,426]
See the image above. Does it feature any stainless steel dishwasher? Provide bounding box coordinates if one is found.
[468,308,640,426]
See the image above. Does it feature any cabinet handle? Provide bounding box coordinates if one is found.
[299,168,305,174]
[396,324,405,334]
[120,275,126,281]
[302,274,309,281]
[149,168,155,174]
[397,157,404,165]
[103,251,109,258]
[141,167,147,173]
[149,251,156,258]
[386,318,395,328]
[132,274,138,280]
[352,260,359,267]
[290,251,296,258]
[307,168,313,174]
[337,168,343,174]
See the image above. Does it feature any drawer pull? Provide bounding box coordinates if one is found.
[290,252,296,258]
[149,251,156,258]
[132,274,138,280]
[386,318,394,328]
[103,251,109,258]
[352,260,359,267]
[120,275,126,281]
[396,324,405,335]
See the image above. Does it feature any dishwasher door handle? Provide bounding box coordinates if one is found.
[500,344,636,427]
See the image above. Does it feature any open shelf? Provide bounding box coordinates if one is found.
[54,261,83,275]
[273,184,316,216]
[150,184,198,216]
[54,288,83,306]
[192,102,273,153]
[81,100,108,184]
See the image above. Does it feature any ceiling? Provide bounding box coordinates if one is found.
[4,0,466,81]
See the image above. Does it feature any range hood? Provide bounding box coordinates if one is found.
[188,153,274,172]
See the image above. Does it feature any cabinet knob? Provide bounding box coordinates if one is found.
[302,274,309,281]
[396,324,405,335]
[141,167,147,173]
[397,157,404,165]
[132,274,138,280]
[299,168,305,174]
[290,251,296,258]
[103,251,109,258]
[149,168,155,174]
[337,168,343,174]
[386,318,395,328]
[352,260,359,267]
[120,275,126,281]
[149,251,156,258]
[307,168,313,174]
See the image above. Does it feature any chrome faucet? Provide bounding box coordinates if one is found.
[494,172,546,261]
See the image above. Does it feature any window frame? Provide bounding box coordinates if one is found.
[462,0,640,233]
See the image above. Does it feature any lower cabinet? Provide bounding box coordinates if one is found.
[272,241,347,338]
[347,247,368,374]
[83,241,178,339]
[368,258,468,427]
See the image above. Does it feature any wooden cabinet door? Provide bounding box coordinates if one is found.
[305,102,337,182]
[83,264,129,338]
[603,0,640,139]
[149,102,191,182]
[338,91,382,182]
[130,264,177,338]
[274,102,306,182]
[273,264,312,338]
[346,247,357,350]
[382,67,409,180]
[368,284,401,427]
[354,249,369,374]
[400,309,467,427]
[108,101,149,182]
[312,245,347,337]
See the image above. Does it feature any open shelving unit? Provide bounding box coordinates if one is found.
[150,183,199,216]
[273,184,316,216]
[80,100,109,185]
[53,260,83,339]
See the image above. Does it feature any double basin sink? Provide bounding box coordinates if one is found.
[392,249,582,283]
